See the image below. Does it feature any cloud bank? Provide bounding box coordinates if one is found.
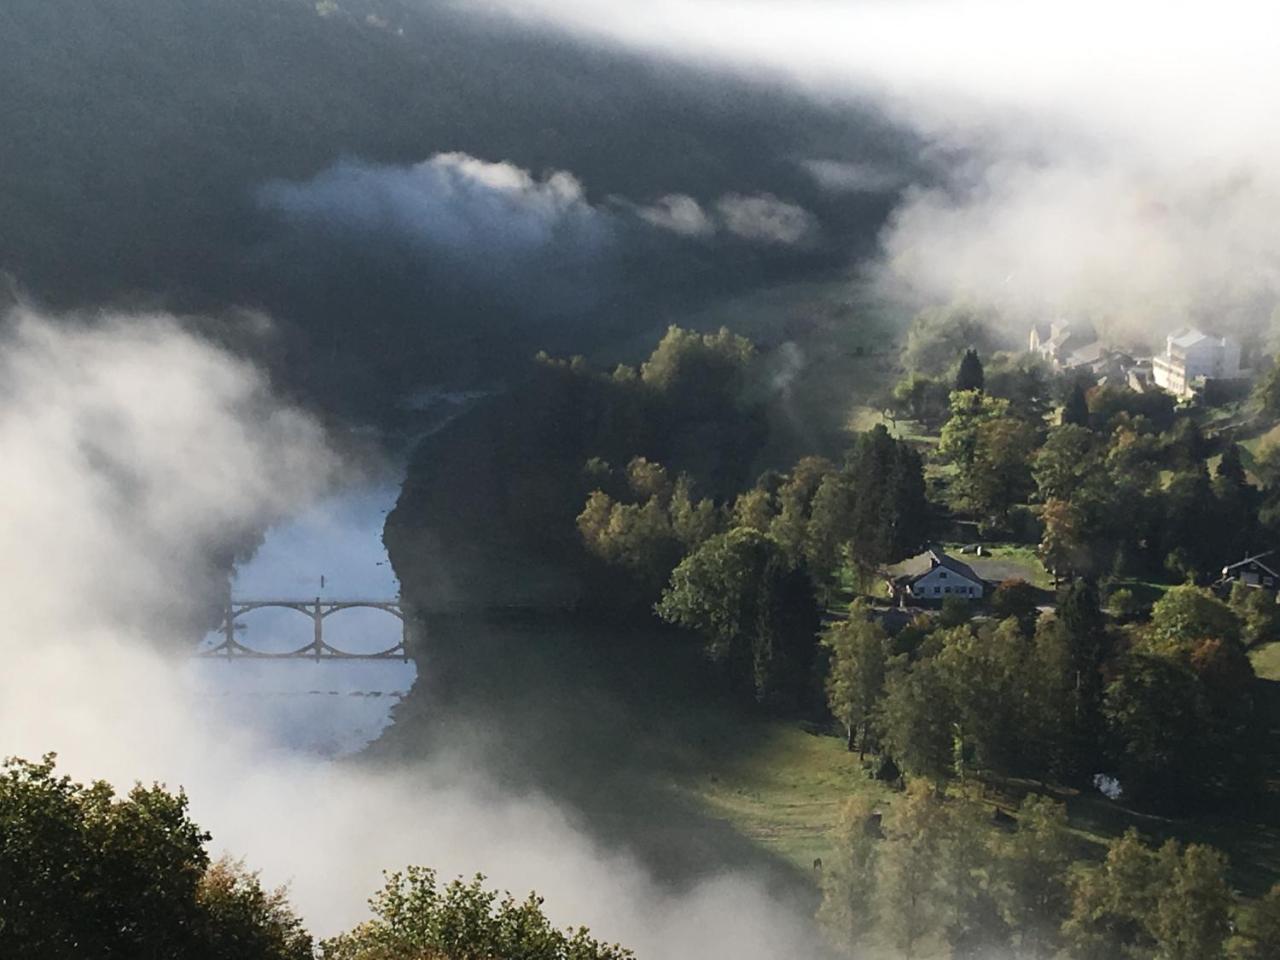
[477,0,1280,338]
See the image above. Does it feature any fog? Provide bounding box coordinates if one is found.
[480,0,1280,339]
[0,307,821,954]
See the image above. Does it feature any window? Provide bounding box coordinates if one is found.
[944,587,951,594]
[934,586,941,595]
[939,571,948,579]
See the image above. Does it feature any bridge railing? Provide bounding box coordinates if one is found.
[198,597,407,661]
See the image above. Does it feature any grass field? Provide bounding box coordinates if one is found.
[678,722,890,872]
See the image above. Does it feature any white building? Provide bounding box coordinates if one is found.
[1151,328,1242,397]
[892,547,986,602]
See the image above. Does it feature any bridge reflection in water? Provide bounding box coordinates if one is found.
[199,598,407,661]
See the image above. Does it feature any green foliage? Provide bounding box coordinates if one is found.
[816,795,880,955]
[877,781,948,957]
[639,325,755,401]
[941,390,1035,523]
[197,859,314,960]
[823,602,889,753]
[1034,424,1103,502]
[1238,884,1280,959]
[1063,830,1231,960]
[1255,359,1280,423]
[657,528,820,710]
[1062,381,1090,427]
[0,755,310,960]
[320,867,631,960]
[992,795,1073,957]
[1103,650,1256,808]
[1146,584,1242,660]
[880,655,957,781]
[1107,587,1145,623]
[903,304,1001,376]
[1229,582,1280,648]
[844,425,930,576]
[955,348,985,393]
[990,578,1041,634]
[985,353,1054,428]
[892,373,951,426]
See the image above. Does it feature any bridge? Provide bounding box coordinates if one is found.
[199,598,407,661]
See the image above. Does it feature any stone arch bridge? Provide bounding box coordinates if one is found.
[200,598,406,661]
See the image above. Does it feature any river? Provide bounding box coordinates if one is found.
[179,391,488,756]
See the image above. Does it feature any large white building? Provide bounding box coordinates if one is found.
[891,547,986,603]
[1151,328,1242,397]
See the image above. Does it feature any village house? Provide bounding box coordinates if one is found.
[1217,552,1279,591]
[888,546,986,604]
[1151,327,1243,398]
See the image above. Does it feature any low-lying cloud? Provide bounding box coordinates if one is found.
[477,0,1280,340]
[260,152,613,270]
[0,307,822,954]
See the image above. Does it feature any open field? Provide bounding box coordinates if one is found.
[678,722,889,872]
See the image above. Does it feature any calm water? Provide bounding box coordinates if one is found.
[182,480,418,757]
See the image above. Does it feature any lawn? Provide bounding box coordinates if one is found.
[677,721,890,872]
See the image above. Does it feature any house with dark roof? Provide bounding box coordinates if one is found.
[888,546,986,603]
[1218,551,1279,590]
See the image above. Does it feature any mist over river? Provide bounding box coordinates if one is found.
[183,477,418,757]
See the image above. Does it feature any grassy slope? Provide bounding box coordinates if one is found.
[678,723,887,872]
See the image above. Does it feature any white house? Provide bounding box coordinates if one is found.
[1151,328,1242,397]
[891,547,986,603]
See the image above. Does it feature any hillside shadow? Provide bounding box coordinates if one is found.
[360,611,821,912]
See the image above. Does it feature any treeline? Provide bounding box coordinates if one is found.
[825,581,1261,812]
[578,420,928,711]
[819,783,1280,959]
[0,755,630,960]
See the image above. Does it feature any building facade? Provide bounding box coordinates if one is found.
[1151,328,1242,397]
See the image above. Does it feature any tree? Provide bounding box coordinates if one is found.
[731,486,774,532]
[1039,497,1089,582]
[1146,842,1232,960]
[955,348,985,392]
[934,795,1009,957]
[1034,424,1102,502]
[1229,581,1280,647]
[845,425,929,579]
[991,795,1072,957]
[892,373,951,426]
[903,304,1000,376]
[1253,358,1280,420]
[198,859,314,960]
[823,602,889,753]
[804,471,855,592]
[1103,654,1233,808]
[990,579,1040,634]
[877,781,947,958]
[320,868,631,960]
[1146,584,1242,660]
[657,528,820,709]
[880,655,957,780]
[1240,884,1280,959]
[1062,380,1090,427]
[942,390,1035,523]
[817,795,881,956]
[0,755,311,960]
[768,456,834,563]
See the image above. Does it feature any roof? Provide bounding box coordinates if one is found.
[890,546,984,586]
[1170,328,1212,349]
[1222,551,1280,579]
